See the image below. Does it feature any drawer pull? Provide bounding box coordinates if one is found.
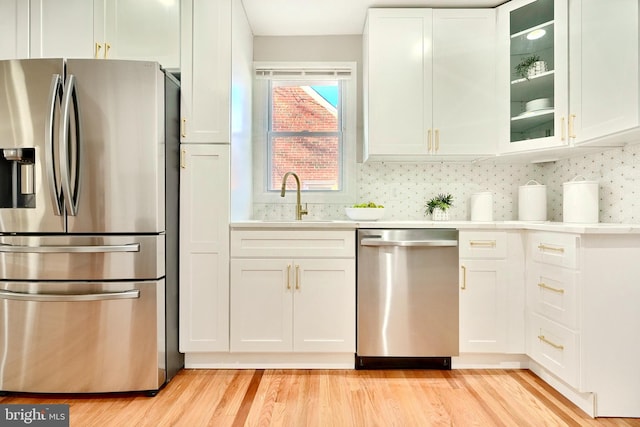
[538,244,565,253]
[470,241,496,248]
[295,265,301,290]
[460,265,467,290]
[286,264,291,290]
[538,335,564,350]
[538,282,565,294]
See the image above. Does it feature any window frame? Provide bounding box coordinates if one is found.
[252,62,357,205]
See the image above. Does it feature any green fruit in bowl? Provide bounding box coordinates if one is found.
[352,202,384,208]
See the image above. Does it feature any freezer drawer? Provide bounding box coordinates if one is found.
[0,280,166,393]
[0,235,164,281]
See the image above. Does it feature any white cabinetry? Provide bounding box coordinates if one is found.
[526,231,640,417]
[459,231,524,354]
[29,0,179,68]
[526,232,581,387]
[179,144,230,352]
[497,0,569,152]
[498,0,638,154]
[230,230,356,353]
[568,0,639,145]
[29,0,97,59]
[180,0,231,143]
[363,8,496,161]
[0,0,29,59]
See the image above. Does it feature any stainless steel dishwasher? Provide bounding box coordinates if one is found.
[356,229,459,369]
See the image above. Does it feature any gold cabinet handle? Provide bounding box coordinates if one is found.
[470,240,496,248]
[94,42,103,59]
[561,116,566,141]
[538,282,565,294]
[569,114,576,139]
[435,129,440,152]
[538,335,564,350]
[427,129,432,153]
[295,265,300,290]
[181,118,187,138]
[104,42,111,59]
[286,264,291,290]
[460,265,466,290]
[180,149,186,169]
[538,244,565,253]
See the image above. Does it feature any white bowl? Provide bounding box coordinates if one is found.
[525,97,551,112]
[345,207,385,221]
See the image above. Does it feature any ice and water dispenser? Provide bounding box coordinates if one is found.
[0,148,36,208]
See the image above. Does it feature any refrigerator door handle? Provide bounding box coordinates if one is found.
[0,243,140,253]
[0,289,140,302]
[59,74,82,216]
[46,74,64,216]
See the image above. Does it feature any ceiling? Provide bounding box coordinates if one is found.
[242,0,506,36]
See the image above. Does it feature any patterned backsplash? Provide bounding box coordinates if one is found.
[254,143,640,224]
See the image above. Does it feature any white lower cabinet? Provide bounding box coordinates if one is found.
[179,144,230,353]
[525,231,640,417]
[458,231,524,354]
[230,258,355,353]
[459,259,508,353]
[230,230,356,354]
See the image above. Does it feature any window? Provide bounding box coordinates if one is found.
[253,63,356,204]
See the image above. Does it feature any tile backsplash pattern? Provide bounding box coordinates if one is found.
[254,144,640,224]
[542,143,640,223]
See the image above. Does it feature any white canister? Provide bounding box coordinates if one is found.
[518,180,547,221]
[563,176,599,223]
[470,192,493,222]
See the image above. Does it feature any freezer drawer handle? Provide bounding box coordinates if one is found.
[0,243,140,253]
[0,289,140,302]
[360,238,458,247]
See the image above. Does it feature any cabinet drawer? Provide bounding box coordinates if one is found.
[527,263,579,330]
[528,232,579,269]
[459,231,507,259]
[231,230,355,258]
[527,312,580,388]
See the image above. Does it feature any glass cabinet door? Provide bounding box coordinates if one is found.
[506,0,567,146]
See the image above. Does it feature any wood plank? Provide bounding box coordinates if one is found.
[1,369,639,426]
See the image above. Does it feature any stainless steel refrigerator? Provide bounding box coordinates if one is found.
[0,59,182,394]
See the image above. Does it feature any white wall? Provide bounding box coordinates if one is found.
[230,0,254,221]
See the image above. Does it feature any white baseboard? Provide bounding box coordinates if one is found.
[184,352,354,369]
[528,360,595,418]
[452,353,529,369]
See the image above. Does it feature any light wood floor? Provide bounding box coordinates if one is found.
[1,369,639,426]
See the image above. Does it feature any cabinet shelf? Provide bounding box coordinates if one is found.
[511,108,554,133]
[511,70,554,102]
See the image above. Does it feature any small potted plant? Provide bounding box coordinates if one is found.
[515,54,545,80]
[425,193,453,221]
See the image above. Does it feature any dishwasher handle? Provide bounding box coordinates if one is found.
[360,238,458,247]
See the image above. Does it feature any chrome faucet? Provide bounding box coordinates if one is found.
[280,171,308,220]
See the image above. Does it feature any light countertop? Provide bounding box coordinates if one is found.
[230,220,640,234]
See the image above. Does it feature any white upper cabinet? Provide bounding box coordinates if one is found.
[497,0,569,153]
[363,8,496,161]
[30,0,98,59]
[568,0,639,145]
[498,0,638,154]
[102,0,180,68]
[29,0,179,68]
[0,0,29,59]
[180,0,231,143]
[432,10,497,157]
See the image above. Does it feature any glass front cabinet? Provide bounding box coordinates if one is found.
[498,0,568,152]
